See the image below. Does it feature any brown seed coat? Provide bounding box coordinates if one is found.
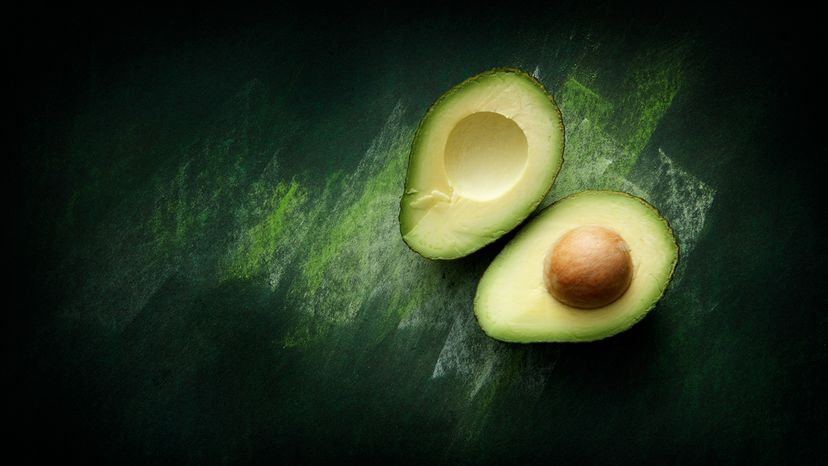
[544,225,633,309]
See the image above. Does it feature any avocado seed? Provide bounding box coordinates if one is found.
[544,225,633,309]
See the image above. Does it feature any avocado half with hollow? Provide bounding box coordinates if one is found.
[474,191,679,343]
[399,68,565,259]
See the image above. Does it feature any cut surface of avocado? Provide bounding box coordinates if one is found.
[400,68,565,259]
[474,191,679,343]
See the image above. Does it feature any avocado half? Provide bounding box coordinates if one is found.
[400,68,565,259]
[474,191,679,343]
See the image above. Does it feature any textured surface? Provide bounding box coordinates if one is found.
[13,6,825,464]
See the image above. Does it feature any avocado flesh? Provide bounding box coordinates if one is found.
[474,191,678,343]
[400,68,565,259]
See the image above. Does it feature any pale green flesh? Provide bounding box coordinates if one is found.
[474,191,678,343]
[400,69,564,259]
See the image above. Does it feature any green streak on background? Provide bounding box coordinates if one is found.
[224,180,306,280]
[550,44,684,200]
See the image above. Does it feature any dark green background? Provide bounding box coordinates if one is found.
[12,4,825,464]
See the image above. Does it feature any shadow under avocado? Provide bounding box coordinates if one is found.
[427,223,521,279]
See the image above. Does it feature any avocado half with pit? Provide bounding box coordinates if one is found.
[474,191,679,343]
[399,68,565,259]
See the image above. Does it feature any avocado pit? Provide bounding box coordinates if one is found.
[544,225,633,309]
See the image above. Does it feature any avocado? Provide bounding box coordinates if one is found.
[474,191,678,343]
[400,68,565,259]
